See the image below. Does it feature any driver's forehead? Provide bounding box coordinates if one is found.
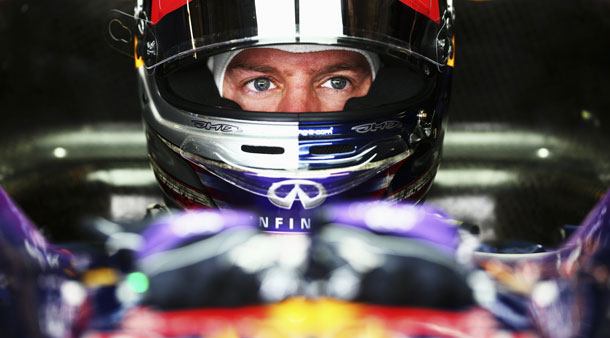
[227,48,371,73]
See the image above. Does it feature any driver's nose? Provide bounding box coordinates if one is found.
[275,85,321,113]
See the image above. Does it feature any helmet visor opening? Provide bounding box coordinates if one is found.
[155,52,435,117]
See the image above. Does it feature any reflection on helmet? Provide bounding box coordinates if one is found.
[134,0,455,233]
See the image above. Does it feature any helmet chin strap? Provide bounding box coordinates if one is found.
[207,44,381,97]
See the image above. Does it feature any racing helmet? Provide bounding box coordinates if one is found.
[132,0,455,233]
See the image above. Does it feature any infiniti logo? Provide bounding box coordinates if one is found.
[267,180,327,209]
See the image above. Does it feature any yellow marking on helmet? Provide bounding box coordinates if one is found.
[135,37,144,68]
[447,35,455,67]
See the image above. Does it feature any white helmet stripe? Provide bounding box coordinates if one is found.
[299,0,343,38]
[254,0,297,39]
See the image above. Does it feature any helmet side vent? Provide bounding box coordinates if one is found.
[241,145,285,155]
[310,144,356,155]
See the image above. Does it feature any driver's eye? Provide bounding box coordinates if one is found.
[322,77,349,90]
[247,78,276,91]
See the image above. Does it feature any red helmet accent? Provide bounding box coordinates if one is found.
[150,0,192,24]
[399,0,441,23]
[151,1,441,25]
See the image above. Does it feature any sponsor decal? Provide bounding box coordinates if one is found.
[299,127,334,137]
[267,179,327,209]
[191,120,242,133]
[145,40,157,57]
[259,216,311,231]
[351,121,402,134]
[388,168,436,202]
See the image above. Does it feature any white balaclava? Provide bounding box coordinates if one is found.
[207,45,381,97]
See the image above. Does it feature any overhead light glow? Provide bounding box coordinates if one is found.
[53,147,67,158]
[444,130,549,147]
[536,148,550,158]
[42,128,145,146]
[86,169,157,187]
[434,169,518,187]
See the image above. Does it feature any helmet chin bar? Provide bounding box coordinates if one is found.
[213,150,378,177]
[172,134,413,203]
[180,134,383,176]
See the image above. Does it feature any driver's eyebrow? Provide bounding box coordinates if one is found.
[228,62,369,76]
[319,62,369,75]
[228,63,276,74]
